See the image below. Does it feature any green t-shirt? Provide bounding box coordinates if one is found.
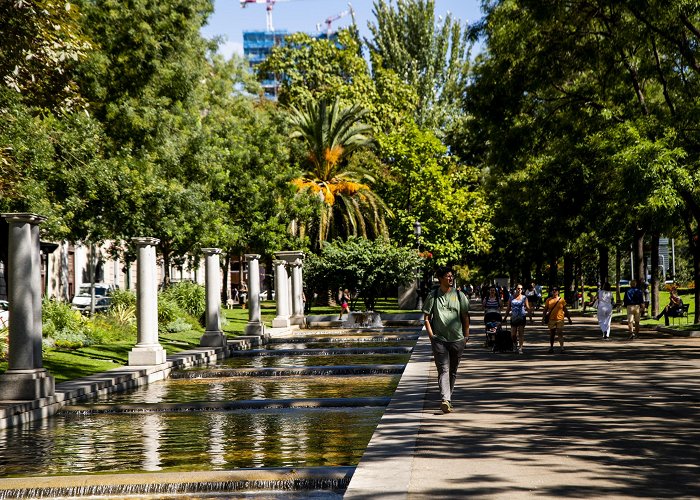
[422,288,470,342]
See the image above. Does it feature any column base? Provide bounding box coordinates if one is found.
[0,369,55,400]
[245,321,265,337]
[128,346,167,366]
[290,314,305,326]
[272,316,291,328]
[200,330,227,348]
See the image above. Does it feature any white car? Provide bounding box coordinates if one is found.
[71,284,116,314]
[0,300,8,328]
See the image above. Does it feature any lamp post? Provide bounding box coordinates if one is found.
[414,221,422,310]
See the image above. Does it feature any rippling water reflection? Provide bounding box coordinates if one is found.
[0,408,384,477]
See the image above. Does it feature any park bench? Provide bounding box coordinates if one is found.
[670,303,690,325]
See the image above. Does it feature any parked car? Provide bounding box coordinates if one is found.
[71,284,116,314]
[0,300,8,328]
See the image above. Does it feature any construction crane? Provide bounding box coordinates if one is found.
[316,3,355,38]
[240,0,290,32]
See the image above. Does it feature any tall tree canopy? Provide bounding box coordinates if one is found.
[367,0,470,131]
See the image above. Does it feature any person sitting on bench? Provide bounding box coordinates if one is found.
[654,289,684,326]
[583,291,598,313]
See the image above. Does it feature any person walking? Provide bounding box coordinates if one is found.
[482,286,502,312]
[597,282,614,340]
[525,283,538,323]
[503,284,531,354]
[623,280,644,339]
[338,288,351,320]
[543,286,572,353]
[423,267,470,414]
[239,281,248,309]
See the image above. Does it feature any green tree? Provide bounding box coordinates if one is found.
[462,0,700,312]
[304,237,421,311]
[75,0,224,283]
[289,96,391,247]
[367,0,469,131]
[258,28,418,134]
[1,0,91,111]
[375,122,492,265]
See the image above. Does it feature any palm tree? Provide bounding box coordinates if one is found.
[289,97,391,246]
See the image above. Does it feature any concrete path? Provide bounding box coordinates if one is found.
[346,311,700,499]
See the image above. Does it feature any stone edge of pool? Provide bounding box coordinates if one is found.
[0,336,261,430]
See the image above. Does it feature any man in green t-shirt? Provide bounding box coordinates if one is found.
[422,267,470,414]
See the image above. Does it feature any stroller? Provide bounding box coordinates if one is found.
[484,310,513,353]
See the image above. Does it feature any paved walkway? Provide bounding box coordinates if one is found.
[346,311,700,499]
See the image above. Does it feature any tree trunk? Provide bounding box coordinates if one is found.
[615,248,622,304]
[694,240,700,325]
[575,253,583,307]
[598,245,609,286]
[548,255,558,291]
[634,227,645,285]
[264,255,274,300]
[222,252,230,303]
[563,253,575,305]
[162,244,171,287]
[683,211,700,324]
[89,243,97,316]
[535,256,543,284]
[521,259,531,286]
[650,232,660,317]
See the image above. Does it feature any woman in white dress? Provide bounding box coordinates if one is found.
[597,282,614,340]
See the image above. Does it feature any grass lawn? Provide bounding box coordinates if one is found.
[1,297,417,384]
[578,289,698,328]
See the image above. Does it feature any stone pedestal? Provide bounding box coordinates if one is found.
[128,237,167,366]
[244,254,265,337]
[200,248,226,348]
[272,259,291,328]
[0,213,55,400]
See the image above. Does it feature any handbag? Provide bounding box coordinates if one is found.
[542,297,560,324]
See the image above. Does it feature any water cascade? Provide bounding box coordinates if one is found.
[0,324,421,497]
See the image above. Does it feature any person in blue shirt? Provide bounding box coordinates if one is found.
[623,280,644,339]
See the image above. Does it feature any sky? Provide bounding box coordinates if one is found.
[201,0,485,59]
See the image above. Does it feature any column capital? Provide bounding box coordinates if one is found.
[245,254,261,261]
[132,237,160,247]
[1,213,46,225]
[202,248,222,255]
[274,250,305,263]
[273,259,287,266]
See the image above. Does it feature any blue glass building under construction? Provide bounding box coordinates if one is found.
[243,30,287,99]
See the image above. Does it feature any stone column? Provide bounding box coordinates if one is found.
[289,258,305,325]
[128,237,167,366]
[200,248,226,348]
[0,213,54,400]
[31,223,43,367]
[244,254,264,337]
[271,259,290,328]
